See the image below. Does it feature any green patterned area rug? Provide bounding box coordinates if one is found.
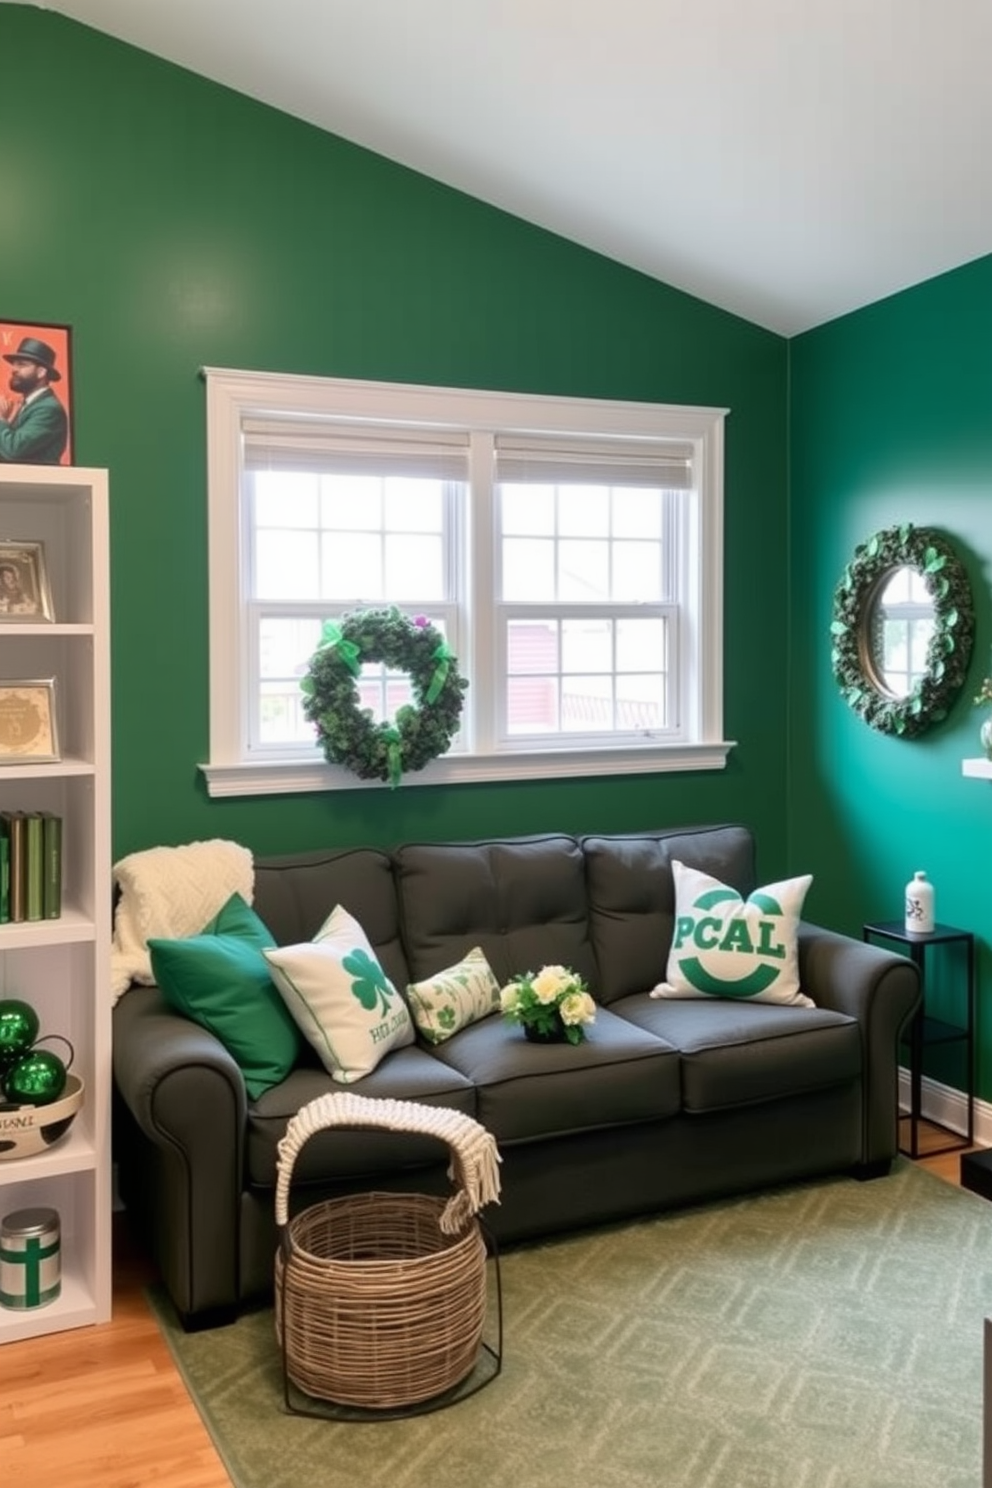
[148,1160,992,1488]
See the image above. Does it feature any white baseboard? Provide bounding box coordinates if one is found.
[898,1065,988,1146]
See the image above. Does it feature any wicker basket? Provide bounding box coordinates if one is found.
[274,1094,500,1412]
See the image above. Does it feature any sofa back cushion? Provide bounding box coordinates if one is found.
[582,825,757,1004]
[252,848,411,993]
[393,834,598,993]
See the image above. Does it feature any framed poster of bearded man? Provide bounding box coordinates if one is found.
[0,320,73,466]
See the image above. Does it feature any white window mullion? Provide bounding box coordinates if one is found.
[468,430,497,753]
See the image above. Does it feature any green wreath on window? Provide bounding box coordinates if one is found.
[301,607,468,787]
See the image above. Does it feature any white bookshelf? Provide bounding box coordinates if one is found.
[0,465,111,1343]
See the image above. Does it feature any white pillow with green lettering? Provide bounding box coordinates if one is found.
[406,947,501,1045]
[651,860,814,1007]
[263,905,414,1083]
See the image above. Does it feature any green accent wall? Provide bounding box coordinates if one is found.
[790,254,992,1099]
[5,8,991,1103]
[0,6,788,868]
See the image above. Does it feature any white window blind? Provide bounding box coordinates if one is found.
[243,420,470,478]
[494,434,694,488]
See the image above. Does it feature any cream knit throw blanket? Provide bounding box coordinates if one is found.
[110,838,254,1003]
[275,1092,502,1234]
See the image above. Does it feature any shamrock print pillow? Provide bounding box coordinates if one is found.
[264,905,413,1082]
[406,946,501,1044]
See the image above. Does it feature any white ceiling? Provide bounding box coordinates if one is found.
[14,0,992,334]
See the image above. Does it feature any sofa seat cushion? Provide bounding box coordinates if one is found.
[612,993,860,1112]
[427,1004,681,1143]
[245,1046,476,1187]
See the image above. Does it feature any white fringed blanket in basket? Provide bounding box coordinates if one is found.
[274,1092,502,1412]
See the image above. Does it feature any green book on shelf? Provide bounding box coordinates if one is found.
[24,812,44,922]
[1,811,26,922]
[41,812,62,920]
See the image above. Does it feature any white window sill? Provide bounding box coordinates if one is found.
[199,741,737,798]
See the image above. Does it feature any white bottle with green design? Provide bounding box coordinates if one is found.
[904,871,934,934]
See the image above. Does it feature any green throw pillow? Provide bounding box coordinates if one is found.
[651,860,814,1007]
[148,892,303,1098]
[406,947,501,1044]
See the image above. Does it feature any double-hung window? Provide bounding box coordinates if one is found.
[202,369,730,796]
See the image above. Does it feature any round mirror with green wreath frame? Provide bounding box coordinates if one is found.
[830,523,974,737]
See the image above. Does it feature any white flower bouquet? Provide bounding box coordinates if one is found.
[500,964,597,1045]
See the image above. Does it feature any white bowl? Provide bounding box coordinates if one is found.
[0,1074,84,1160]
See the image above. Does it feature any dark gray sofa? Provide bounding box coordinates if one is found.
[111,823,921,1329]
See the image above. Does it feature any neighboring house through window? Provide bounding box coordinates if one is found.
[201,368,731,797]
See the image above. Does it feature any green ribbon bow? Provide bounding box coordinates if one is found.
[382,725,403,789]
[425,640,453,705]
[319,620,361,677]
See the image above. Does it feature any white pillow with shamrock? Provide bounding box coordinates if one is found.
[406,946,501,1044]
[264,905,414,1082]
[652,860,814,1007]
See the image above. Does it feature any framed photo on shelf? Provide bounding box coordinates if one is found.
[0,540,54,622]
[0,678,60,763]
[0,319,73,467]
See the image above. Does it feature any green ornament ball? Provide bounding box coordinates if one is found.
[0,999,40,1070]
[3,1048,68,1106]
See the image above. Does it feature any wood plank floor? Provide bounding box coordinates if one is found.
[0,1140,981,1488]
[1,1214,231,1488]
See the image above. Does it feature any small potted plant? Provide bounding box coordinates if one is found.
[500,964,597,1045]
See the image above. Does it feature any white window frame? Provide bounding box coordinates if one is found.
[200,367,733,798]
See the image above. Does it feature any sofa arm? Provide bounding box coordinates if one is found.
[112,986,247,1327]
[798,921,921,1167]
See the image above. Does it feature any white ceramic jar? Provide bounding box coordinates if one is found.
[904,871,935,934]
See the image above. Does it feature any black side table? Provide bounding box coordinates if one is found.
[862,920,975,1159]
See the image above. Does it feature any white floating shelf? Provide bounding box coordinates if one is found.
[962,758,992,779]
